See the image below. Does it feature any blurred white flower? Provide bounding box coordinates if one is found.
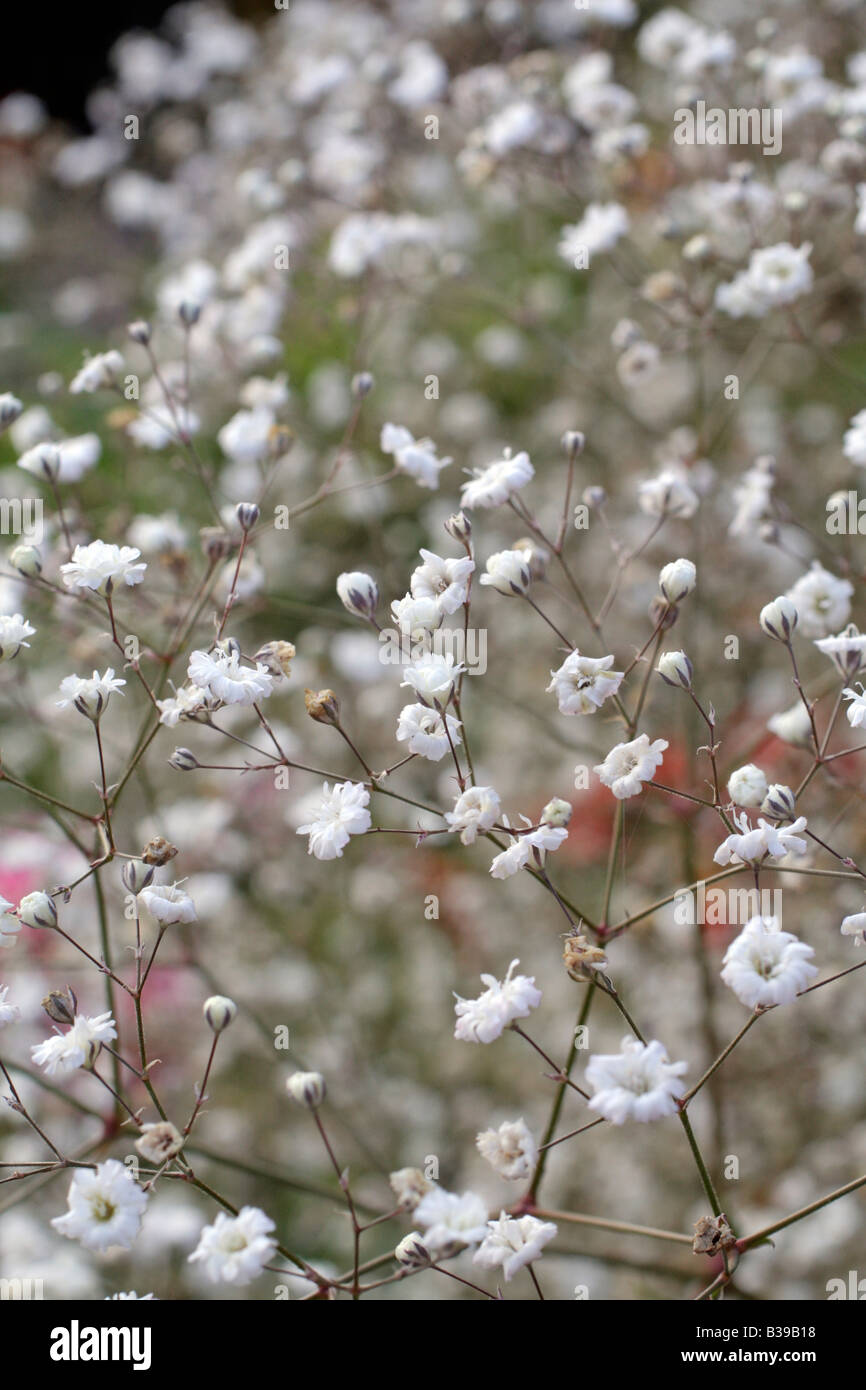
[454,958,541,1043]
[459,449,533,509]
[138,883,197,925]
[0,984,20,1028]
[0,613,35,660]
[785,563,852,637]
[414,1187,489,1254]
[188,648,274,705]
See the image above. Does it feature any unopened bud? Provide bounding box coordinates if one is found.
[286,1070,326,1109]
[759,596,798,641]
[444,511,472,546]
[121,859,155,894]
[178,300,201,327]
[200,528,233,563]
[658,558,696,603]
[561,429,585,460]
[17,891,57,930]
[657,649,693,688]
[582,485,607,509]
[336,571,378,619]
[649,594,679,630]
[0,393,23,429]
[203,995,237,1033]
[170,747,200,771]
[235,501,260,532]
[304,688,340,725]
[42,986,77,1025]
[351,371,375,398]
[127,320,152,345]
[395,1232,431,1270]
[762,783,796,820]
[9,543,42,577]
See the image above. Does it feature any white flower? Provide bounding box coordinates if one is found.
[840,912,866,947]
[336,571,379,619]
[480,548,532,597]
[547,651,623,716]
[814,624,866,677]
[785,563,852,637]
[52,1160,147,1253]
[0,905,19,950]
[57,668,126,718]
[396,703,462,761]
[390,592,443,638]
[759,595,799,641]
[156,684,210,726]
[445,785,501,845]
[138,883,197,924]
[586,1037,688,1124]
[60,540,146,594]
[637,470,699,519]
[127,513,187,554]
[489,822,568,879]
[594,734,668,799]
[297,781,371,860]
[0,613,35,660]
[721,916,817,1008]
[69,350,125,394]
[217,406,275,462]
[127,404,200,450]
[453,958,541,1043]
[768,701,814,746]
[843,685,866,728]
[716,243,813,318]
[713,812,808,867]
[400,651,465,703]
[414,1188,489,1254]
[843,409,866,467]
[459,449,534,510]
[188,1206,276,1285]
[410,550,474,614]
[18,436,101,483]
[658,557,696,602]
[32,1012,117,1076]
[473,1212,557,1282]
[558,203,629,262]
[727,764,769,808]
[476,1119,538,1181]
[482,100,543,155]
[188,647,274,705]
[380,423,451,489]
[0,984,20,1028]
[730,457,775,536]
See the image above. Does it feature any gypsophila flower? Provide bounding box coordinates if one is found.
[31,1012,117,1076]
[586,1037,688,1124]
[657,650,693,688]
[380,422,451,489]
[0,984,20,1027]
[445,785,501,845]
[713,813,808,867]
[389,1168,434,1211]
[759,596,799,641]
[768,702,814,746]
[840,913,866,947]
[52,1160,147,1252]
[473,1212,557,1282]
[57,668,126,719]
[390,592,443,638]
[137,882,197,924]
[188,1206,276,1286]
[459,449,534,510]
[721,916,817,1008]
[396,703,462,761]
[727,764,769,808]
[547,651,623,716]
[476,1119,537,1181]
[637,469,699,519]
[16,891,58,929]
[400,651,465,704]
[413,1187,489,1254]
[69,350,125,394]
[658,557,696,602]
[814,624,866,677]
[60,540,146,594]
[480,548,532,597]
[558,203,629,261]
[188,647,274,705]
[453,958,541,1043]
[0,613,35,660]
[410,550,474,614]
[842,685,866,728]
[785,563,853,637]
[297,781,371,860]
[155,684,210,726]
[594,734,668,799]
[286,1071,326,1109]
[489,821,568,879]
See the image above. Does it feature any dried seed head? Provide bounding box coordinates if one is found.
[563,932,609,983]
[42,986,77,1026]
[304,688,340,725]
[141,836,178,866]
[135,1121,184,1165]
[692,1213,737,1255]
[254,640,295,678]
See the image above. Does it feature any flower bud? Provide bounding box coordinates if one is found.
[389,1167,433,1211]
[25,443,61,481]
[649,595,679,631]
[760,596,798,641]
[395,1232,431,1270]
[169,747,200,771]
[444,511,472,545]
[657,649,693,688]
[561,430,585,460]
[17,891,57,930]
[304,688,340,725]
[0,393,23,429]
[541,797,572,828]
[178,300,201,327]
[235,501,260,532]
[351,371,375,398]
[203,995,237,1033]
[582,485,607,509]
[127,320,152,345]
[142,835,178,866]
[563,932,609,983]
[254,640,295,678]
[480,548,532,597]
[9,543,42,577]
[727,763,768,808]
[336,571,379,619]
[658,557,696,603]
[135,1121,184,1164]
[286,1070,326,1109]
[121,859,155,894]
[200,527,233,563]
[42,986,77,1025]
[762,783,796,820]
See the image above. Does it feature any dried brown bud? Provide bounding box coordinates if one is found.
[42,986,78,1026]
[692,1213,737,1256]
[255,640,296,678]
[135,1121,184,1165]
[141,835,178,866]
[563,933,609,983]
[304,688,340,725]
